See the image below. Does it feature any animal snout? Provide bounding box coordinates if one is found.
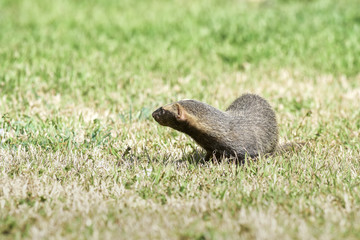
[152,107,164,121]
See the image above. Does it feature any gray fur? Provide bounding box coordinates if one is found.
[152,94,279,161]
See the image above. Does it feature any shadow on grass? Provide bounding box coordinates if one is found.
[176,150,246,166]
[117,142,308,168]
[176,149,206,166]
[176,142,308,167]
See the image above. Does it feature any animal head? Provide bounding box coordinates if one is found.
[152,103,187,128]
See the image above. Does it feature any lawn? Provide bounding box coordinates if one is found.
[1,0,360,239]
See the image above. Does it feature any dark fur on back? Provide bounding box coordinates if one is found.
[152,94,279,161]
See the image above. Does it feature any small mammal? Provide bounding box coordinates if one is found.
[152,93,280,162]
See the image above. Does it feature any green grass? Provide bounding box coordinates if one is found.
[1,0,360,239]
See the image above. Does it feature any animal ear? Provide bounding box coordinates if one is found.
[175,103,187,121]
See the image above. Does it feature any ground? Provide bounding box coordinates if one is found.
[0,0,360,239]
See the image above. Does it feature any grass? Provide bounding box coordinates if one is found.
[1,0,360,239]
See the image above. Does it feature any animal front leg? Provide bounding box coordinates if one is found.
[204,152,212,161]
[204,151,221,163]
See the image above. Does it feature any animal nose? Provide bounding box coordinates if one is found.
[152,107,163,120]
[152,111,157,119]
